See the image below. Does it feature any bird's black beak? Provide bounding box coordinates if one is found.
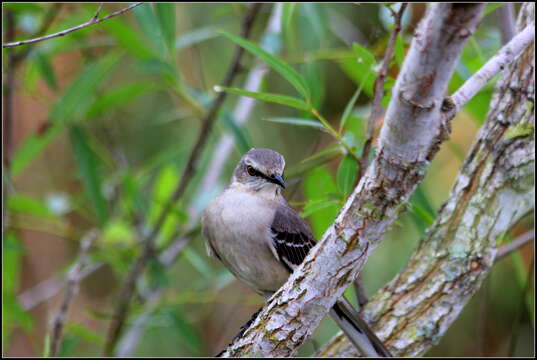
[269,173,286,189]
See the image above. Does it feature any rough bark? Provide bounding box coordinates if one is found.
[318,3,535,357]
[221,4,487,357]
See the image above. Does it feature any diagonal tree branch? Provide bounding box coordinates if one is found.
[102,4,263,356]
[317,3,535,356]
[221,4,487,357]
[49,230,99,357]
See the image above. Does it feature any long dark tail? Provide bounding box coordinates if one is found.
[329,298,392,357]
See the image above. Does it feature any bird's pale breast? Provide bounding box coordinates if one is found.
[202,187,290,294]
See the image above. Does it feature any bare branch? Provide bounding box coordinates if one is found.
[221,4,486,357]
[49,230,99,357]
[102,4,264,356]
[498,3,516,45]
[496,230,535,261]
[449,24,535,115]
[2,3,142,48]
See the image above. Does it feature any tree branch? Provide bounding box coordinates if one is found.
[496,230,534,261]
[2,3,142,48]
[317,4,535,356]
[49,230,99,357]
[220,4,486,357]
[449,24,535,115]
[102,4,263,356]
[354,2,407,310]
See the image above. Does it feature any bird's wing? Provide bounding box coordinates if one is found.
[269,203,317,272]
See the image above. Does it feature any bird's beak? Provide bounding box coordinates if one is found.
[269,173,286,189]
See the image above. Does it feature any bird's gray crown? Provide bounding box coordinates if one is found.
[231,148,286,190]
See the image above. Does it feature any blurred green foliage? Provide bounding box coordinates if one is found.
[2,3,533,357]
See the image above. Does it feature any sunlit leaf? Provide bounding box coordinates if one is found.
[217,86,311,111]
[265,117,325,130]
[7,194,55,218]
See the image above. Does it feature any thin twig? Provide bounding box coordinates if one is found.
[353,3,407,309]
[49,230,99,357]
[358,3,407,180]
[2,3,142,48]
[12,3,63,65]
[496,230,534,261]
[102,4,263,356]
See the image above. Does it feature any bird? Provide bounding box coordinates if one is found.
[201,148,391,357]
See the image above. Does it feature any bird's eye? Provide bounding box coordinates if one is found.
[246,165,256,176]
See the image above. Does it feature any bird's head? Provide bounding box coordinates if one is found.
[231,148,286,194]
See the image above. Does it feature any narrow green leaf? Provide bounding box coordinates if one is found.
[11,123,62,177]
[34,52,58,91]
[337,154,358,195]
[301,144,341,164]
[303,167,339,238]
[175,27,219,50]
[282,3,297,49]
[265,117,325,130]
[300,198,340,218]
[85,82,155,120]
[340,82,366,131]
[50,53,120,124]
[65,322,104,345]
[69,125,107,227]
[217,86,311,111]
[221,31,311,100]
[134,3,165,55]
[7,194,55,218]
[221,112,252,153]
[155,3,176,52]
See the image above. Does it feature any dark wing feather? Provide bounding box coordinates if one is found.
[270,204,316,272]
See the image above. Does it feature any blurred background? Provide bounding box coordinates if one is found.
[2,3,534,357]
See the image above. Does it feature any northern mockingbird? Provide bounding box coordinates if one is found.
[202,148,391,357]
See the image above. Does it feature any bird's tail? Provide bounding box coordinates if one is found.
[329,298,392,357]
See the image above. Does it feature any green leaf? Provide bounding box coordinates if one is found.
[339,42,377,96]
[103,19,154,60]
[12,53,119,178]
[69,124,107,227]
[65,322,104,346]
[303,167,339,238]
[220,31,311,100]
[484,3,505,16]
[220,112,252,153]
[85,82,155,120]
[337,154,358,195]
[282,3,297,49]
[301,144,341,164]
[168,309,202,354]
[134,3,166,55]
[340,82,366,131]
[265,117,325,130]
[50,53,120,124]
[7,194,55,218]
[300,198,340,218]
[175,27,219,50]
[11,122,62,178]
[34,52,58,91]
[217,86,311,111]
[155,3,176,52]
